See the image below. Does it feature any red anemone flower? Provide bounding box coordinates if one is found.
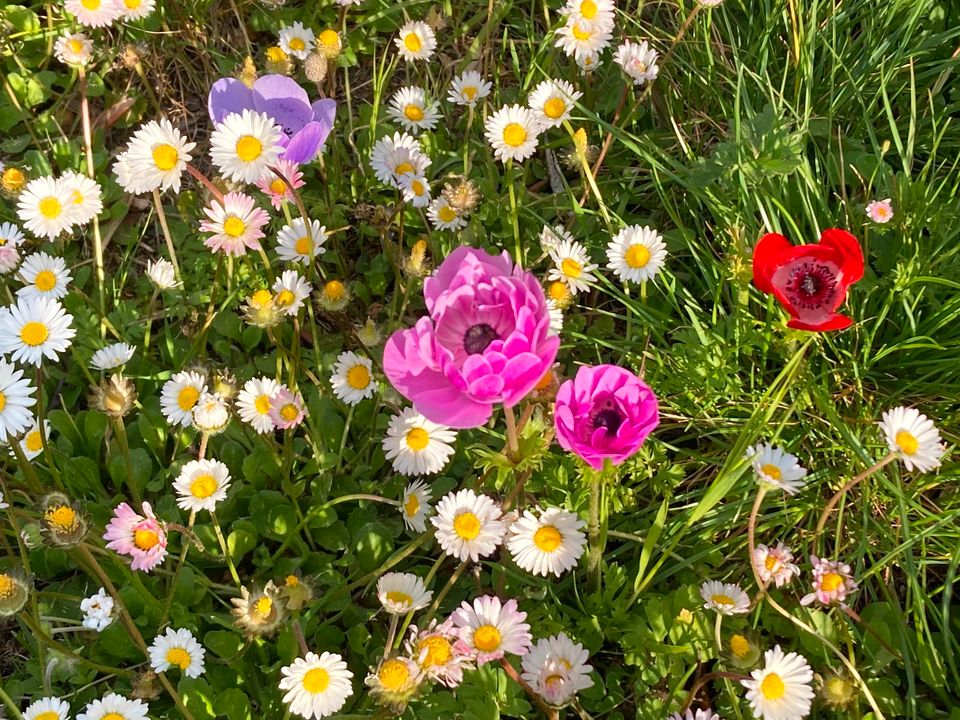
[752,228,864,331]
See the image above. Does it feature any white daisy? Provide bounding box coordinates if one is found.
[866,198,893,224]
[54,32,93,66]
[506,507,586,577]
[148,627,205,677]
[0,223,25,249]
[699,580,751,616]
[746,443,807,495]
[159,370,207,427]
[430,488,505,562]
[276,218,328,264]
[146,258,179,290]
[272,270,312,316]
[369,132,431,186]
[76,693,150,720]
[398,174,432,208]
[0,297,76,366]
[116,118,196,195]
[528,79,582,129]
[400,479,432,533]
[485,105,542,163]
[576,50,601,73]
[192,392,231,434]
[614,39,660,86]
[0,491,7,509]
[376,572,433,614]
[199,191,269,257]
[547,237,598,295]
[741,646,815,720]
[0,246,20,275]
[330,351,375,405]
[279,21,316,60]
[16,176,77,240]
[606,225,668,283]
[173,458,232,512]
[520,632,594,707]
[0,360,36,442]
[236,376,282,434]
[539,225,574,254]
[80,587,114,632]
[15,419,49,460]
[426,196,467,231]
[60,170,103,226]
[879,406,945,473]
[448,70,492,107]
[395,20,436,62]
[16,252,72,301]
[388,86,441,134]
[547,299,564,334]
[382,407,456,476]
[209,110,284,185]
[560,0,616,29]
[279,651,354,719]
[120,0,157,20]
[65,0,123,28]
[669,710,720,720]
[555,19,613,63]
[90,342,136,371]
[23,696,70,720]
[451,595,532,664]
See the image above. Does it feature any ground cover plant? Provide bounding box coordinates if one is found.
[0,0,959,718]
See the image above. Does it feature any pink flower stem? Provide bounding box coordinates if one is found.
[185,163,224,203]
[814,452,897,539]
[292,617,309,656]
[499,657,558,720]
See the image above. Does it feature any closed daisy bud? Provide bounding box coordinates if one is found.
[303,52,328,83]
[238,55,258,88]
[243,288,283,328]
[211,368,239,400]
[89,374,137,419]
[0,568,30,616]
[403,239,431,277]
[282,572,314,610]
[365,656,423,712]
[355,319,382,348]
[724,630,762,669]
[316,28,342,59]
[318,279,351,312]
[376,572,432,614]
[192,392,231,434]
[819,672,858,708]
[2,166,28,195]
[231,581,286,638]
[265,45,293,74]
[39,493,88,547]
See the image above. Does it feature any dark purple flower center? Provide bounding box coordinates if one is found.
[591,398,625,436]
[463,323,499,354]
[785,261,837,309]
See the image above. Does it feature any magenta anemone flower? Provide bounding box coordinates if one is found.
[554,364,659,470]
[208,75,336,164]
[383,247,559,428]
[103,501,168,572]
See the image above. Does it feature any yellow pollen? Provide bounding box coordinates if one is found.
[403,33,422,52]
[386,590,413,605]
[235,135,263,162]
[548,281,571,302]
[324,280,346,300]
[25,430,43,453]
[346,365,370,390]
[319,29,339,47]
[222,216,246,237]
[405,427,429,451]
[266,46,288,63]
[34,270,57,292]
[67,38,84,54]
[0,392,6,412]
[152,143,179,171]
[166,647,192,670]
[404,104,425,122]
[895,430,918,455]
[285,575,299,587]
[711,593,735,606]
[20,322,49,347]
[760,672,786,700]
[730,634,750,658]
[765,555,779,571]
[302,667,330,693]
[253,596,273,617]
[543,97,567,119]
[134,529,160,550]
[0,574,14,598]
[254,394,271,414]
[820,572,844,593]
[561,258,582,278]
[81,0,100,9]
[761,464,782,480]
[34,712,61,720]
[404,494,420,517]
[124,0,141,7]
[463,86,478,100]
[275,289,296,306]
[190,474,218,499]
[473,624,501,652]
[572,23,592,41]
[580,0,598,17]
[251,289,272,307]
[393,161,415,176]
[269,178,288,194]
[453,511,481,540]
[411,180,425,195]
[420,636,452,667]
[288,37,306,52]
[280,403,299,421]
[1,168,26,192]
[177,386,200,411]
[533,525,562,552]
[502,122,527,147]
[38,197,62,219]
[378,659,410,690]
[438,205,457,222]
[102,714,125,720]
[44,505,78,531]
[625,244,651,268]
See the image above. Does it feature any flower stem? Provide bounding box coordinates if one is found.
[113,418,141,505]
[714,611,724,654]
[151,188,183,285]
[0,684,24,720]
[383,613,399,660]
[78,67,106,338]
[161,509,197,626]
[814,452,897,539]
[504,404,520,461]
[422,561,468,626]
[587,469,603,591]
[506,159,521,265]
[210,510,242,587]
[499,657,557,719]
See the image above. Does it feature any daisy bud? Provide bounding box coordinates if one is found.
[264,45,293,75]
[1,166,27,195]
[819,672,858,708]
[0,568,30,617]
[211,368,239,400]
[316,29,342,59]
[355,319,382,348]
[724,630,762,669]
[231,581,286,638]
[281,573,313,610]
[39,493,88,547]
[192,392,231,434]
[89,374,138,419]
[131,669,163,701]
[317,279,351,312]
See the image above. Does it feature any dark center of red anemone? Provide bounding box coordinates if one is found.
[463,323,499,354]
[591,399,624,436]
[785,261,837,309]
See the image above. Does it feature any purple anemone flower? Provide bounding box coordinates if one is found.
[208,75,336,164]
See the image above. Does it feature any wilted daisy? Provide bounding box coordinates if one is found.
[149,627,205,678]
[318,279,351,312]
[753,542,800,588]
[76,693,149,720]
[382,407,456,476]
[90,342,136,371]
[405,618,471,687]
[200,191,270,256]
[80,587,114,632]
[547,236,598,294]
[452,595,532,664]
[231,581,286,638]
[431,489,505,562]
[395,20,436,61]
[17,252,72,301]
[607,225,668,283]
[279,21,316,59]
[866,198,893,224]
[448,70,492,107]
[427,196,467,231]
[269,387,307,430]
[365,656,422,710]
[0,359,36,442]
[279,651,354,719]
[60,170,103,226]
[65,0,122,27]
[356,319,382,347]
[243,288,283,328]
[54,32,93,66]
[520,633,594,707]
[0,569,30,616]
[210,110,284,184]
[369,132,431,186]
[486,105,542,163]
[879,406,944,472]
[89,373,137,419]
[741,646,814,720]
[507,507,586,577]
[16,176,76,240]
[400,479,432,533]
[276,218,327,263]
[272,270,313,316]
[120,0,157,20]
[236,376,282,434]
[103,501,167,572]
[668,710,720,720]
[746,443,807,495]
[528,79,582,129]
[700,580,751,615]
[15,419,49,460]
[0,296,76,366]
[174,458,231,512]
[160,370,207,426]
[331,351,375,404]
[800,555,858,608]
[819,673,858,709]
[399,174,432,208]
[23,697,70,720]
[614,39,660,86]
[376,572,432,614]
[555,19,613,63]
[256,158,305,209]
[192,392,231,434]
[115,118,196,195]
[39,493,88,547]
[146,258,178,290]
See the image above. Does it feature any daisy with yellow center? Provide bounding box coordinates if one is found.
[365,656,422,710]
[753,542,800,588]
[159,370,208,427]
[699,580,751,615]
[376,572,433,614]
[279,21,316,59]
[268,387,307,430]
[15,418,49,460]
[506,507,587,577]
[0,359,37,443]
[741,645,814,720]
[200,191,270,257]
[16,251,72,302]
[452,595,532,664]
[427,196,467,231]
[22,696,71,720]
[547,236,599,295]
[520,632,595,707]
[54,32,93,66]
[382,408,456,476]
[236,376,282,434]
[879,406,945,473]
[278,651,354,719]
[559,0,616,28]
[399,479,433,533]
[174,458,232,512]
[209,109,284,185]
[866,198,894,224]
[148,627,205,677]
[614,39,661,86]
[448,70,492,107]
[271,269,313,317]
[800,555,858,608]
[387,86,441,134]
[16,176,77,240]
[59,170,103,227]
[114,118,196,195]
[555,17,613,63]
[607,224,669,284]
[275,217,328,265]
[39,493,87,547]
[64,0,123,27]
[528,78,583,128]
[120,0,157,20]
[75,692,150,720]
[103,501,168,573]
[394,20,436,62]
[746,443,807,495]
[369,131,431,188]
[330,351,375,405]
[0,296,76,367]
[485,104,542,163]
[431,488,505,562]
[231,581,286,638]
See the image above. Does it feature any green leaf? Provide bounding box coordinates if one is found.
[214,689,252,720]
